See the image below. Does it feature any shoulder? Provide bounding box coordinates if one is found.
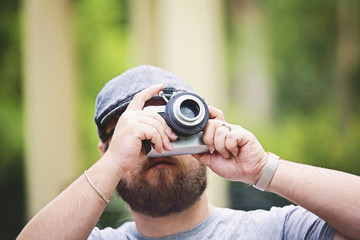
[213,205,299,223]
[212,205,335,239]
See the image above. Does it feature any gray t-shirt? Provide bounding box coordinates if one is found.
[88,205,335,239]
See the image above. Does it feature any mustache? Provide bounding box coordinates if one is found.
[127,156,184,176]
[144,156,182,169]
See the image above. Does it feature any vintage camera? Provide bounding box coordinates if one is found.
[144,91,210,157]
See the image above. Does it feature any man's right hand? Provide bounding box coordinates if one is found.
[104,84,178,173]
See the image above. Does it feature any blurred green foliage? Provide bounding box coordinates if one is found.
[0,0,24,239]
[265,0,360,175]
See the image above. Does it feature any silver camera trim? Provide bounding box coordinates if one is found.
[172,94,206,127]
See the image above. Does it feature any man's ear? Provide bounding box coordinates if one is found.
[98,142,106,156]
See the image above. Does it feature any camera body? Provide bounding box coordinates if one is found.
[144,92,210,157]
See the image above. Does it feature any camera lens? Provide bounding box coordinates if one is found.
[180,100,200,119]
[165,92,209,136]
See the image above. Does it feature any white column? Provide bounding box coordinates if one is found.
[23,0,78,218]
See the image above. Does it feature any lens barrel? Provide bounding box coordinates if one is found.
[165,92,209,136]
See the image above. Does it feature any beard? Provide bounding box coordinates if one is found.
[116,158,207,218]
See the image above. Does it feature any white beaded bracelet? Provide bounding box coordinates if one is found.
[253,152,280,191]
[84,170,110,204]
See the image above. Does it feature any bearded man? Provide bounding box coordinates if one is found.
[18,65,360,240]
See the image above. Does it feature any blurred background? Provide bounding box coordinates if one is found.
[1,0,359,239]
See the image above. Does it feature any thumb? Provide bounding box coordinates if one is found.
[127,84,164,111]
[193,153,212,167]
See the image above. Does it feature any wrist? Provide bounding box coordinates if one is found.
[100,151,126,178]
[253,152,280,191]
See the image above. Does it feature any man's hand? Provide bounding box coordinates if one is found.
[194,109,268,185]
[105,84,177,173]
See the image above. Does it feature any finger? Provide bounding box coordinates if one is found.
[127,84,164,111]
[166,128,178,142]
[233,127,254,148]
[192,153,212,167]
[202,120,217,153]
[137,114,173,151]
[225,131,239,156]
[202,119,227,153]
[208,105,225,120]
[114,111,171,154]
[139,124,165,154]
[143,108,178,141]
[214,125,231,158]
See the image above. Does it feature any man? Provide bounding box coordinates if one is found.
[18,65,360,239]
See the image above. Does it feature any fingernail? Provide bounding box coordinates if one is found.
[156,149,164,154]
[168,130,178,140]
[209,146,215,154]
[166,141,173,150]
